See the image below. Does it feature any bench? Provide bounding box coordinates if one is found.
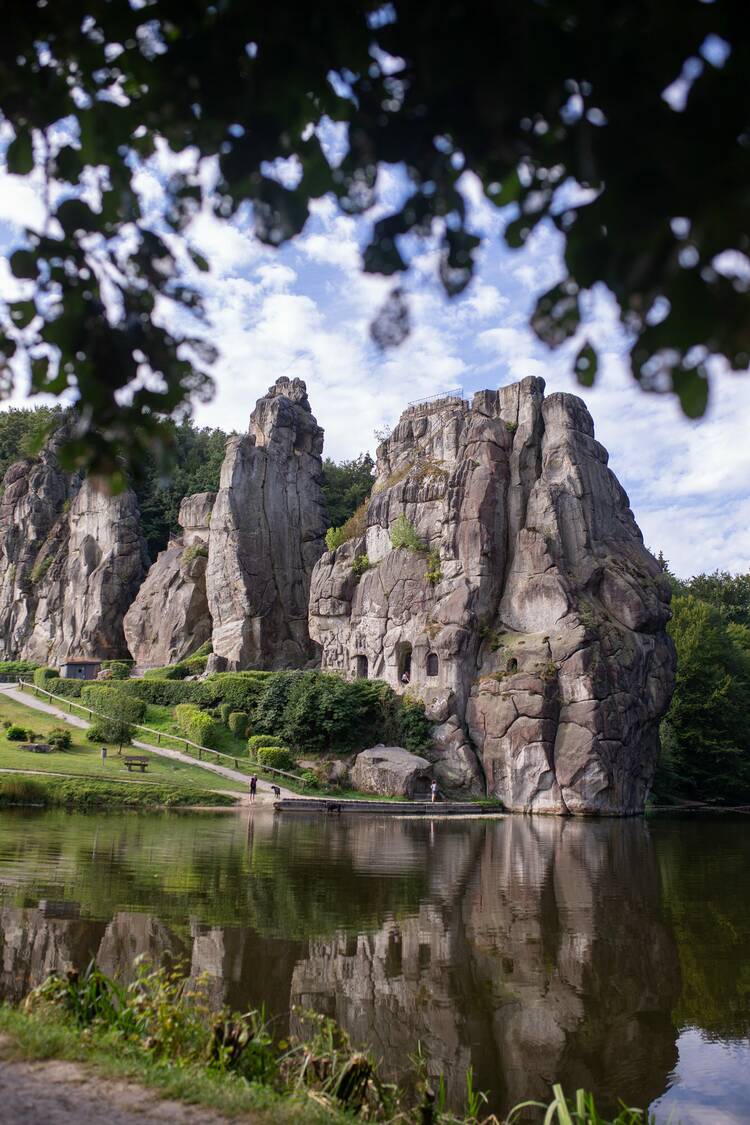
[123,755,149,773]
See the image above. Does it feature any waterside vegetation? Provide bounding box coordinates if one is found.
[0,962,653,1125]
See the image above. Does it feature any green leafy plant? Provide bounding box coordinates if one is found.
[505,420,519,433]
[352,553,371,580]
[425,549,443,586]
[28,555,53,585]
[6,724,28,741]
[325,525,346,552]
[174,703,221,749]
[182,542,209,564]
[33,666,60,690]
[390,514,425,553]
[227,710,249,738]
[100,660,133,680]
[247,734,283,753]
[256,745,296,771]
[48,727,73,750]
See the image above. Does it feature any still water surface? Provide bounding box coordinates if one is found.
[0,808,748,1121]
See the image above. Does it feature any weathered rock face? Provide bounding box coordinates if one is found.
[309,378,675,814]
[350,745,433,798]
[0,434,148,663]
[123,492,214,667]
[206,377,328,670]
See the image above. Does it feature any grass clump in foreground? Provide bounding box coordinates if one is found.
[0,962,653,1125]
[0,775,237,809]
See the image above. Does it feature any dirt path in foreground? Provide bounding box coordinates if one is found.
[0,1036,240,1124]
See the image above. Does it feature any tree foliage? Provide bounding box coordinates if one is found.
[656,582,750,804]
[321,454,375,530]
[1,2,747,477]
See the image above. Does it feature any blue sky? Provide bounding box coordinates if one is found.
[1,153,749,578]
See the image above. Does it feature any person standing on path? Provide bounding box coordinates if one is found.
[430,779,438,803]
[249,774,257,803]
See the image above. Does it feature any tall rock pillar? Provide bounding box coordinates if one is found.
[206,377,327,670]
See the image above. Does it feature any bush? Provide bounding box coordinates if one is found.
[247,734,282,752]
[121,679,205,707]
[425,549,443,586]
[86,722,131,745]
[100,660,132,680]
[352,553,370,580]
[33,666,60,690]
[81,685,146,723]
[174,704,220,749]
[390,513,424,552]
[200,671,272,713]
[144,664,190,680]
[228,711,249,738]
[256,745,296,771]
[0,660,39,676]
[48,727,73,750]
[219,702,233,725]
[6,725,28,740]
[50,677,84,698]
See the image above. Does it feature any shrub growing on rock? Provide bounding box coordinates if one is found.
[228,711,248,738]
[6,725,28,740]
[390,514,425,552]
[174,704,220,749]
[256,745,295,771]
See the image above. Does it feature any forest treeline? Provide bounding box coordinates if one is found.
[2,408,747,804]
[0,407,375,561]
[657,560,750,805]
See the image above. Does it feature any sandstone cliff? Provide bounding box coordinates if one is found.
[0,432,148,663]
[309,378,675,814]
[123,492,214,667]
[206,377,328,670]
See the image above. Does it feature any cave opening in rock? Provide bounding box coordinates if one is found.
[355,654,368,679]
[426,651,439,677]
[506,657,518,673]
[396,642,412,683]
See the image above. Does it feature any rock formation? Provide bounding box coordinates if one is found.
[350,745,433,798]
[0,431,148,663]
[309,378,675,815]
[123,492,214,667]
[206,377,328,670]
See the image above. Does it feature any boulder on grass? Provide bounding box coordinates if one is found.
[350,746,432,799]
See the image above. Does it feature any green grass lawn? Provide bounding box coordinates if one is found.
[0,693,244,793]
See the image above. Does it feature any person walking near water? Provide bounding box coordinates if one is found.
[430,779,438,803]
[249,774,257,803]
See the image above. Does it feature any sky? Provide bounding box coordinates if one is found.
[1,153,749,580]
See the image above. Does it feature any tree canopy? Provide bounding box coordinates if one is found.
[655,565,750,805]
[0,1,748,477]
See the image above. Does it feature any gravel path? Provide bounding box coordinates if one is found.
[0,1040,238,1124]
[0,685,294,801]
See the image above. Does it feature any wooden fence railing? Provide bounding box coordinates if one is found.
[16,680,307,787]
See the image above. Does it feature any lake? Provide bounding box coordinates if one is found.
[0,808,748,1121]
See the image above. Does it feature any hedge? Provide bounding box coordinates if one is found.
[120,679,205,706]
[200,671,272,712]
[33,666,60,690]
[144,664,191,680]
[228,711,249,738]
[247,734,282,751]
[174,704,221,749]
[100,660,133,680]
[80,685,146,723]
[48,678,84,698]
[0,660,39,676]
[256,745,296,771]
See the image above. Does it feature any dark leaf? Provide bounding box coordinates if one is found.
[6,128,33,175]
[574,341,598,387]
[673,366,709,419]
[370,287,411,350]
[531,280,581,348]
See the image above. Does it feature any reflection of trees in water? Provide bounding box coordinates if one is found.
[0,811,694,1117]
[654,816,750,1039]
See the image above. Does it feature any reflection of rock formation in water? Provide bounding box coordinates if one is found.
[289,818,680,1116]
[0,903,107,1003]
[0,815,680,1119]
